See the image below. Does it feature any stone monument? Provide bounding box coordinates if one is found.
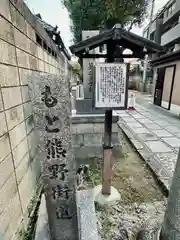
[76,30,104,114]
[29,72,77,240]
[82,30,100,98]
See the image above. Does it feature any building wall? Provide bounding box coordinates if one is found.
[0,0,67,239]
[143,0,180,48]
[154,60,180,115]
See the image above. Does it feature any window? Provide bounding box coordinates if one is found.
[165,2,175,18]
[43,41,47,51]
[36,34,42,46]
[150,32,155,41]
[36,33,58,60]
[166,8,169,17]
[171,3,175,12]
[48,46,51,54]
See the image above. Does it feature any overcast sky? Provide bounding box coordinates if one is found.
[25,0,169,49]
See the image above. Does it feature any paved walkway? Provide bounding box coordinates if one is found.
[116,93,180,192]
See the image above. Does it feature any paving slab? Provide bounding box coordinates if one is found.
[116,101,180,193]
[138,119,154,124]
[120,117,137,122]
[144,141,173,153]
[138,149,153,161]
[116,111,128,116]
[126,122,142,128]
[155,153,177,176]
[175,148,180,153]
[138,133,158,141]
[144,123,162,130]
[133,128,151,134]
[155,152,177,164]
[148,155,166,176]
[127,111,138,114]
[151,129,173,138]
[165,126,180,134]
[162,137,180,148]
[148,117,162,122]
[141,113,152,117]
[133,115,146,119]
[131,138,144,150]
[155,121,171,127]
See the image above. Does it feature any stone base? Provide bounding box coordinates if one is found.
[93,185,121,205]
[35,194,50,240]
[76,189,99,240]
[72,114,119,123]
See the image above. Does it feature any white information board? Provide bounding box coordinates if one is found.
[94,63,128,109]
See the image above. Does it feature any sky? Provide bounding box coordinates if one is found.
[25,0,169,50]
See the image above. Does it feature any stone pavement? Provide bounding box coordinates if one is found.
[116,94,180,192]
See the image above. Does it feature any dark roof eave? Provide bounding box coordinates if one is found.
[69,28,165,55]
[126,31,165,52]
[122,34,164,53]
[70,29,114,54]
[151,49,180,66]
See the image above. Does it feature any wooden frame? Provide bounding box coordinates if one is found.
[155,64,176,110]
[167,64,176,110]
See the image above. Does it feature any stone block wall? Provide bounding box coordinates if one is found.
[0,1,68,239]
[72,117,120,164]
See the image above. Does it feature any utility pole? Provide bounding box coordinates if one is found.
[142,0,155,92]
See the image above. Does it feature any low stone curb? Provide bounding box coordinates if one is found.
[76,189,99,240]
[117,120,172,192]
[35,194,50,240]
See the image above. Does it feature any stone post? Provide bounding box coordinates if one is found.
[160,149,180,239]
[29,71,77,240]
[82,30,100,99]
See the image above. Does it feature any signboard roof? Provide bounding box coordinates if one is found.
[70,24,165,57]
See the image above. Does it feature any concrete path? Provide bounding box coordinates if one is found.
[116,93,180,192]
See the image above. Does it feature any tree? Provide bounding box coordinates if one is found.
[69,59,82,83]
[62,0,151,43]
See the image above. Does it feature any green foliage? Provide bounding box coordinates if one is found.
[18,228,29,240]
[62,0,151,42]
[27,115,34,126]
[69,60,82,77]
[17,187,42,240]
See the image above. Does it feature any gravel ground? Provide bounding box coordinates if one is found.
[87,129,167,240]
[96,200,166,240]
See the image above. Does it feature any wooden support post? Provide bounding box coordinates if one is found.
[102,110,113,195]
[102,41,114,195]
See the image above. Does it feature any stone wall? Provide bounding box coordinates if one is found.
[72,117,120,164]
[0,1,68,239]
